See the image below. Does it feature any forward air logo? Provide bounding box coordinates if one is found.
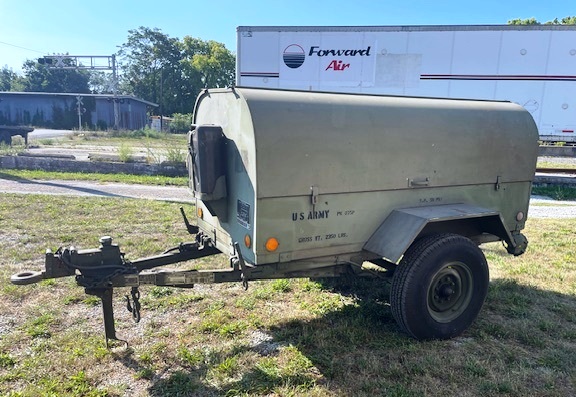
[283,44,372,71]
[283,44,306,69]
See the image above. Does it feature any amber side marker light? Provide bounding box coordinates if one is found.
[197,207,203,219]
[244,234,252,248]
[265,237,279,252]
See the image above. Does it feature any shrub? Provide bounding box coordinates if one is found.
[170,113,193,134]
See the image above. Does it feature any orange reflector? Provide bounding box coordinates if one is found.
[244,234,252,248]
[265,237,279,252]
[197,207,203,219]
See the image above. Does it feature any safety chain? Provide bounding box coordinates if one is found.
[126,287,141,323]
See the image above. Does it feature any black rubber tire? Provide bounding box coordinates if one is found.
[390,233,489,340]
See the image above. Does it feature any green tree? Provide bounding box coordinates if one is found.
[508,16,576,25]
[19,59,90,93]
[559,16,576,24]
[118,27,185,115]
[118,26,235,115]
[0,67,19,91]
[508,17,541,25]
[89,70,116,94]
[181,37,235,90]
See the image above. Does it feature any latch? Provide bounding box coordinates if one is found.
[310,185,319,205]
[408,177,429,188]
[495,176,501,191]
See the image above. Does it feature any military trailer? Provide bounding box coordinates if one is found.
[11,87,539,344]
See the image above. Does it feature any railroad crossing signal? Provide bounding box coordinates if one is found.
[38,56,67,67]
[38,54,120,129]
[37,57,53,65]
[76,96,84,130]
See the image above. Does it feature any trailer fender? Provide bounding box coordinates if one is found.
[363,203,518,264]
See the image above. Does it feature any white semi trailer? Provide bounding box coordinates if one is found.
[237,25,576,142]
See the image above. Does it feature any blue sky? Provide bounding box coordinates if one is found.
[0,0,574,72]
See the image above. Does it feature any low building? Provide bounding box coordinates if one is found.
[0,92,158,130]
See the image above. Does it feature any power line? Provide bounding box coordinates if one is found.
[0,40,46,54]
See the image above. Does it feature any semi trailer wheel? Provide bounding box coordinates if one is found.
[390,233,489,340]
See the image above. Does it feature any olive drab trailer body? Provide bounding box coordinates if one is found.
[11,87,539,344]
[237,24,576,143]
[191,87,537,266]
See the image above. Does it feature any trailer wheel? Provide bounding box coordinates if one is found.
[390,233,489,340]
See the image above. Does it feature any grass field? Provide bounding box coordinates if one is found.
[0,194,575,396]
[0,169,188,187]
[26,128,189,150]
[2,129,189,165]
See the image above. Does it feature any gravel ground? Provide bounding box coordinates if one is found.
[0,179,574,218]
[528,196,576,218]
[533,153,576,218]
[539,155,576,166]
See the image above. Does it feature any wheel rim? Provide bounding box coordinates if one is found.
[427,261,474,323]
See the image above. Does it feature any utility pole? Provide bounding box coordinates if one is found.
[111,55,119,130]
[39,54,120,129]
